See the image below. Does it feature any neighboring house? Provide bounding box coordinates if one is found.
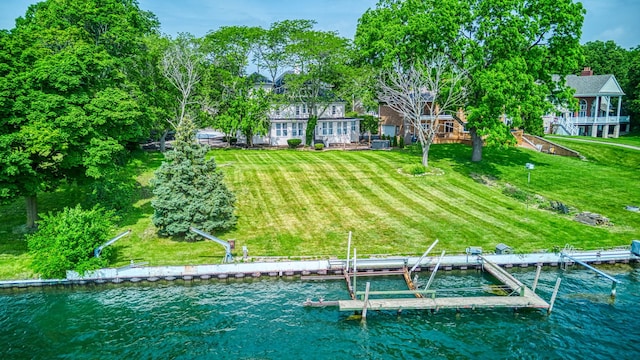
[547,67,630,138]
[378,101,471,145]
[242,73,361,146]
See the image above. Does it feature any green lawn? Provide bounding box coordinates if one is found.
[550,132,640,148]
[1,142,639,280]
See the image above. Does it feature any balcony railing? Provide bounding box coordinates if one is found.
[565,116,630,125]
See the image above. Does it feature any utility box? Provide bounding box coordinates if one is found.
[466,246,483,255]
[495,243,513,255]
[632,240,640,256]
[371,140,390,150]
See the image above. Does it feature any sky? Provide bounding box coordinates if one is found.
[1,0,639,50]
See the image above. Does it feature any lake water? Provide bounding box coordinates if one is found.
[2,265,639,359]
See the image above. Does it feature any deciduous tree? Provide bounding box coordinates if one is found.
[356,0,585,161]
[378,57,466,166]
[0,0,159,227]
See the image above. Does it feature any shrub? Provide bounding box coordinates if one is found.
[502,183,529,201]
[27,205,114,279]
[287,139,302,148]
[314,143,324,150]
[402,164,427,175]
[398,136,405,149]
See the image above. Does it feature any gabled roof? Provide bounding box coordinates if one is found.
[566,74,625,97]
[248,72,273,85]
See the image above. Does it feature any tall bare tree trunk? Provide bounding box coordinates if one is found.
[422,142,430,167]
[26,195,38,229]
[159,129,169,152]
[471,127,483,162]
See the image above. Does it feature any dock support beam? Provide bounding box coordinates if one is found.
[425,251,446,290]
[409,239,439,275]
[548,277,562,314]
[346,231,352,273]
[532,264,542,293]
[353,248,357,296]
[362,282,371,320]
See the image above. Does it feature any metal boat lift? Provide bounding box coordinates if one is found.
[189,227,234,263]
[94,230,132,258]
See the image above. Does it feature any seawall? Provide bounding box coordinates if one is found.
[1,248,637,289]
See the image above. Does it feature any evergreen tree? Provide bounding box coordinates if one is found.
[151,117,236,240]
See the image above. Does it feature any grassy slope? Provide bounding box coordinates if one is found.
[554,133,640,148]
[1,142,638,279]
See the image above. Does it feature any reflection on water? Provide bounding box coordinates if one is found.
[2,266,639,359]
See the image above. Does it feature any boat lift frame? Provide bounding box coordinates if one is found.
[189,227,233,263]
[94,230,132,258]
[560,252,620,296]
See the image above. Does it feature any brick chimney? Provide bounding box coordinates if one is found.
[580,67,593,76]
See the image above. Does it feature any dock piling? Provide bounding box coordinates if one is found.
[532,264,542,293]
[353,248,357,297]
[362,282,371,320]
[346,231,352,273]
[548,277,562,314]
[425,251,446,290]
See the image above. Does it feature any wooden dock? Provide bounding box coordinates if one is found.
[338,295,549,312]
[335,257,550,313]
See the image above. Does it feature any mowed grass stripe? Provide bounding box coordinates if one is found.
[350,152,479,235]
[309,153,429,251]
[210,148,636,255]
[300,153,395,253]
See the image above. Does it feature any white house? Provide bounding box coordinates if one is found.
[242,73,361,146]
[546,67,630,138]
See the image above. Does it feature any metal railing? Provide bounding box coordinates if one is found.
[565,116,629,125]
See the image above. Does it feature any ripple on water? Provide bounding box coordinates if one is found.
[2,268,640,359]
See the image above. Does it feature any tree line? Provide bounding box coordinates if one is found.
[2,0,637,277]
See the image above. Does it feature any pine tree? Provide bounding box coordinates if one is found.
[151,117,236,240]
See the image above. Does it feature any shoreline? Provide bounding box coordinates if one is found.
[1,248,637,289]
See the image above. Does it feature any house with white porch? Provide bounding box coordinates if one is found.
[548,67,630,138]
[243,73,361,146]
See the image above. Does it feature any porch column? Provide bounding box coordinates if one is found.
[615,96,623,138]
[594,96,600,122]
[603,124,609,138]
[605,96,611,123]
[591,124,598,137]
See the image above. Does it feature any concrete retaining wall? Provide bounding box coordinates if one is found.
[1,249,636,289]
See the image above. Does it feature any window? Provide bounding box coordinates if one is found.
[303,104,307,114]
[331,105,337,115]
[444,121,454,133]
[295,106,300,115]
[342,121,349,135]
[282,123,288,137]
[328,122,334,135]
[337,121,343,135]
[579,99,587,117]
[276,123,282,137]
[322,122,328,135]
[292,122,303,136]
[351,121,356,133]
[275,107,281,116]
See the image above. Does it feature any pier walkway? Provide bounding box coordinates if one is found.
[337,257,550,313]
